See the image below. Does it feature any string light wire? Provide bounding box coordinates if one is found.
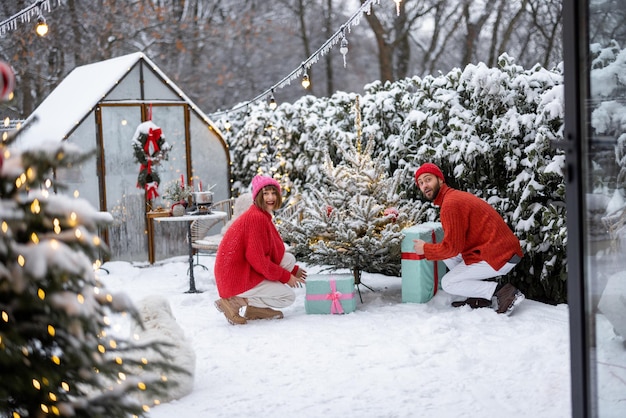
[209,0,382,119]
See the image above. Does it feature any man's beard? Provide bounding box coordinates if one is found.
[426,182,441,201]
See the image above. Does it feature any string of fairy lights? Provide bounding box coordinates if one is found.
[208,0,404,122]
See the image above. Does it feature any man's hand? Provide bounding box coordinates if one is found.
[413,239,426,255]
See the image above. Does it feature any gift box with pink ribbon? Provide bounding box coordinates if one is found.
[305,274,356,314]
[401,222,447,303]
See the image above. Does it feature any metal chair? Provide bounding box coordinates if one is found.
[189,199,233,269]
[189,194,253,267]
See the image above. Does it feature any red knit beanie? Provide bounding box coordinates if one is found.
[414,163,445,184]
[251,175,281,199]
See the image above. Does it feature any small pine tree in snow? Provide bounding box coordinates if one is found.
[278,137,426,280]
[0,131,182,417]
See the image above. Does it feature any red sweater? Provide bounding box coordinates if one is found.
[214,204,291,298]
[424,184,523,270]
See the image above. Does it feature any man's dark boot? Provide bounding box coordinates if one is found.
[451,298,492,309]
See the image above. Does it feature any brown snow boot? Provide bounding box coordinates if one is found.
[215,297,248,325]
[493,283,525,315]
[244,306,284,320]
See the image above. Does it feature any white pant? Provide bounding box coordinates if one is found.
[441,254,517,300]
[237,253,297,309]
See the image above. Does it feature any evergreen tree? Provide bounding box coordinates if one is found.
[0,129,182,417]
[279,132,426,282]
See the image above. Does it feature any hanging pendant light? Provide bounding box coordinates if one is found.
[340,35,349,68]
[35,15,48,36]
[302,72,311,89]
[268,91,277,110]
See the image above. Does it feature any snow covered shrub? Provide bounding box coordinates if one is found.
[396,55,566,302]
[227,53,582,304]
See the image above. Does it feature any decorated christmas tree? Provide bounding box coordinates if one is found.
[1,127,182,416]
[278,98,426,283]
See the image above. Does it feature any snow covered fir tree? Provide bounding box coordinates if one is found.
[0,129,183,417]
[277,98,426,284]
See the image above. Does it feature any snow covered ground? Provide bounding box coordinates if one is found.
[100,255,625,418]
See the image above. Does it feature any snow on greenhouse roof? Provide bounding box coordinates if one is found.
[16,52,216,149]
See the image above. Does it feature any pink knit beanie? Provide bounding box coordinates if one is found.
[251,175,281,199]
[414,163,445,183]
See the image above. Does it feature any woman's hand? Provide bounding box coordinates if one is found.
[287,274,306,288]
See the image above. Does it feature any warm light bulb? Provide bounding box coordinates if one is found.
[302,73,311,89]
[268,94,277,110]
[35,16,48,37]
[223,120,231,131]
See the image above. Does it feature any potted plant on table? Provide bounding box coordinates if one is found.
[163,179,192,216]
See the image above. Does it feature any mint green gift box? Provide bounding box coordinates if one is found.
[401,223,447,303]
[305,274,356,314]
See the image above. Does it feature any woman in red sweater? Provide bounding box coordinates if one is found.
[412,163,525,315]
[214,175,307,325]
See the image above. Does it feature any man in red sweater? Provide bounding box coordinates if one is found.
[412,163,525,315]
[214,175,307,325]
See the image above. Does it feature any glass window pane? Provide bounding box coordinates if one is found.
[586,1,626,415]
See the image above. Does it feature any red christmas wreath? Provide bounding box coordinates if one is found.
[131,121,172,200]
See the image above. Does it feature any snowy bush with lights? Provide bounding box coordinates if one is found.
[231,53,567,303]
[0,130,184,416]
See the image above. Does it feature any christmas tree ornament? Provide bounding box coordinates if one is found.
[131,120,172,199]
[384,207,399,221]
[0,61,16,101]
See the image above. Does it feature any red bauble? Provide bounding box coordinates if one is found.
[384,207,399,221]
[0,62,15,101]
[326,205,333,216]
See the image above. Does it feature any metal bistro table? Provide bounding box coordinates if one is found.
[155,211,227,293]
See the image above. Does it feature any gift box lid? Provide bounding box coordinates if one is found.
[401,222,443,252]
[305,274,354,294]
[401,222,442,235]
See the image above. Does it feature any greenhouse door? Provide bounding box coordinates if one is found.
[564,1,626,416]
[99,104,188,262]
